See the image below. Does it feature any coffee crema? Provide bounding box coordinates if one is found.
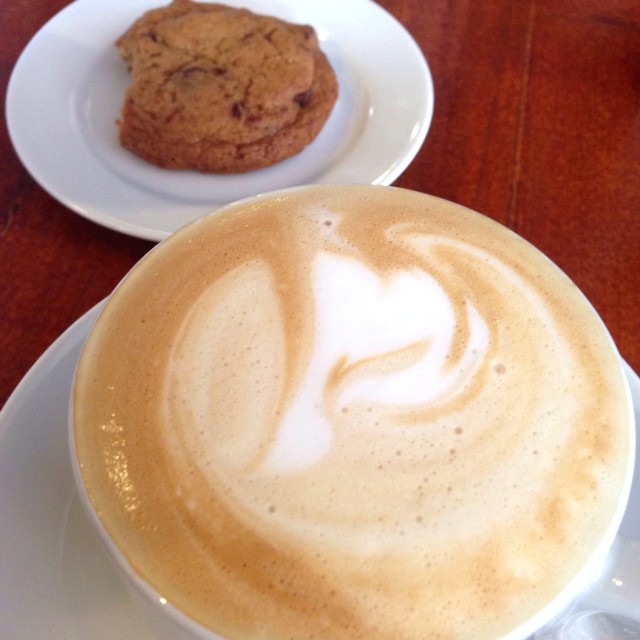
[73,185,633,640]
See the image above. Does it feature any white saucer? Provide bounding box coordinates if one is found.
[5,0,434,242]
[0,303,638,639]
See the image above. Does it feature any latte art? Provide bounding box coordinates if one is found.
[73,186,633,640]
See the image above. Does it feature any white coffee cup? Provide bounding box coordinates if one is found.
[69,185,636,640]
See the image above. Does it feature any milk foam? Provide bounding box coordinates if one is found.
[73,186,633,640]
[164,247,491,477]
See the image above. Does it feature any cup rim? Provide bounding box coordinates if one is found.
[67,184,638,640]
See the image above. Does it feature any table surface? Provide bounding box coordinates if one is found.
[1,0,639,409]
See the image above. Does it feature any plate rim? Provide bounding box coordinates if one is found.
[5,0,435,241]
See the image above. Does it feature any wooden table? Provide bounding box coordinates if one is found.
[1,0,639,408]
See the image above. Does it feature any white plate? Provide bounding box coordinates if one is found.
[5,0,434,242]
[0,303,638,639]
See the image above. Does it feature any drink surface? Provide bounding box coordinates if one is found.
[73,185,633,639]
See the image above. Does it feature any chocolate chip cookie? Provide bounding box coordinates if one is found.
[116,0,338,173]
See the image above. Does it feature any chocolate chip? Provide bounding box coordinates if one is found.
[175,66,207,86]
[232,102,244,118]
[293,90,312,107]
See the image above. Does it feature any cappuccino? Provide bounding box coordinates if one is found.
[72,185,633,639]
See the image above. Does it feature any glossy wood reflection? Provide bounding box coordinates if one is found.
[1,0,639,407]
